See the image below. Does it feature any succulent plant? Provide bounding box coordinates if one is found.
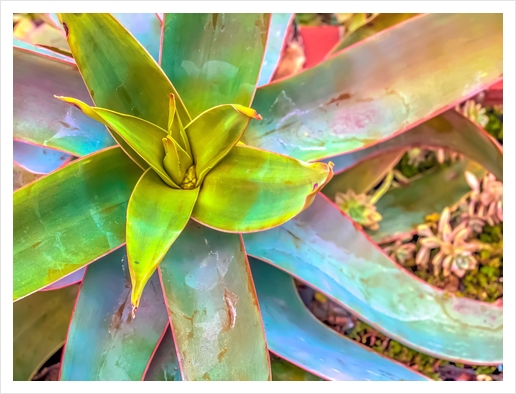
[13,12,503,382]
[416,208,483,277]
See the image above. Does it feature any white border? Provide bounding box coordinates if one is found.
[1,1,515,393]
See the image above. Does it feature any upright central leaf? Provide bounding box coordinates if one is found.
[161,13,270,117]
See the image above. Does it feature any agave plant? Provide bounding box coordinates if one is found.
[13,12,503,382]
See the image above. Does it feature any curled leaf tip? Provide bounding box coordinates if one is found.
[232,104,263,120]
[328,161,335,169]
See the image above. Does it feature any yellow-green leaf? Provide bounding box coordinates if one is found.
[55,96,176,187]
[162,135,193,186]
[168,94,191,156]
[185,104,262,186]
[192,145,333,232]
[127,169,199,310]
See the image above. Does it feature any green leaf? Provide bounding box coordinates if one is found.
[329,13,419,55]
[326,110,503,180]
[55,97,176,187]
[127,169,199,310]
[192,145,333,232]
[185,104,262,185]
[14,285,78,381]
[251,259,430,380]
[14,147,141,300]
[13,44,115,156]
[60,248,169,381]
[159,222,270,380]
[244,195,502,364]
[162,135,193,186]
[161,13,270,117]
[370,160,486,243]
[167,93,191,156]
[323,149,405,197]
[59,13,191,168]
[245,13,502,162]
[144,327,182,381]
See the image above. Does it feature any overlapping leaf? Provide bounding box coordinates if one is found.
[14,147,140,300]
[244,13,502,163]
[192,145,333,232]
[14,285,78,380]
[161,13,270,117]
[160,222,270,381]
[244,195,502,364]
[250,258,430,380]
[60,248,169,381]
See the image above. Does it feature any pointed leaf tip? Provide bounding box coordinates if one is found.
[232,104,263,120]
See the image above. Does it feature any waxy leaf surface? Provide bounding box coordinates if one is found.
[325,110,503,178]
[250,259,430,380]
[127,169,199,308]
[13,140,72,175]
[192,145,333,232]
[159,222,270,381]
[56,97,174,186]
[13,45,114,156]
[61,248,169,380]
[185,104,261,185]
[257,13,293,86]
[244,195,502,364]
[42,268,86,291]
[244,13,502,162]
[161,13,270,117]
[60,13,190,167]
[14,285,78,381]
[144,327,182,381]
[14,147,141,300]
[112,13,161,62]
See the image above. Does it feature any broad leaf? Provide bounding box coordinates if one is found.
[112,13,161,62]
[323,149,404,197]
[55,97,175,187]
[13,140,72,175]
[329,13,419,55]
[244,13,502,162]
[161,13,270,117]
[244,195,502,364]
[159,222,270,380]
[61,248,169,380]
[144,326,182,381]
[59,13,190,168]
[127,169,199,309]
[370,160,486,243]
[13,45,114,156]
[192,145,333,232]
[324,110,503,179]
[257,13,293,86]
[185,104,262,185]
[250,259,430,380]
[14,285,78,381]
[14,147,141,300]
[42,268,86,291]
